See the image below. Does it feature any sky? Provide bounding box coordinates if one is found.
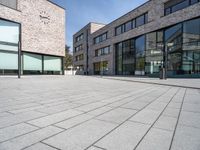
[51,0,148,51]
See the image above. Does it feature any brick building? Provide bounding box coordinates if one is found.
[73,0,200,78]
[0,0,65,75]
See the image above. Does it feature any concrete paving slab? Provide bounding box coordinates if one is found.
[179,111,200,129]
[0,123,38,142]
[96,108,137,124]
[55,114,93,129]
[136,128,173,150]
[0,126,63,150]
[95,121,150,150]
[153,116,177,131]
[24,143,57,150]
[27,109,83,128]
[171,125,200,150]
[43,119,117,150]
[130,109,161,125]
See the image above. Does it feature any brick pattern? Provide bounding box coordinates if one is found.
[0,0,65,56]
[73,0,200,75]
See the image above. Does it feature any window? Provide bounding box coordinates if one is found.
[164,0,199,15]
[135,35,146,74]
[190,0,199,4]
[95,46,110,57]
[115,26,122,36]
[74,44,83,52]
[0,0,17,10]
[76,34,83,42]
[125,21,132,32]
[75,54,84,61]
[171,0,189,12]
[136,15,145,27]
[94,32,108,44]
[115,13,148,36]
[116,40,135,75]
[94,61,108,75]
[0,19,19,75]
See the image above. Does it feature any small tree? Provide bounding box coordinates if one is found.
[64,45,73,70]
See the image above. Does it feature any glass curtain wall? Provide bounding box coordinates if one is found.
[182,18,200,75]
[0,19,19,75]
[165,24,183,76]
[145,31,163,75]
[115,39,135,75]
[135,35,145,75]
[115,17,200,77]
[94,61,108,75]
[23,52,62,75]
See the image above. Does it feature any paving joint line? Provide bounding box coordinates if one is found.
[169,88,187,150]
[133,87,182,150]
[84,87,172,150]
[96,76,200,90]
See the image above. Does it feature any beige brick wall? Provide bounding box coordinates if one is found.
[0,0,65,57]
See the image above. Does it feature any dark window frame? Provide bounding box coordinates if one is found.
[115,12,148,36]
[164,0,199,16]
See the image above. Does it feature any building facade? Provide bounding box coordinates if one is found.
[73,22,105,75]
[73,0,200,78]
[0,0,65,76]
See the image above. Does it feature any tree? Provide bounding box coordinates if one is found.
[64,45,73,70]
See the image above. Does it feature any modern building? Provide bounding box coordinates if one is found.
[73,22,106,75]
[73,0,200,78]
[0,0,65,76]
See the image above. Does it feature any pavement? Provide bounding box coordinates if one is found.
[97,76,200,89]
[0,75,199,150]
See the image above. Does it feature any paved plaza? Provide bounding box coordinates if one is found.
[0,76,200,150]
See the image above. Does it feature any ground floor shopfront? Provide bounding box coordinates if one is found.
[115,17,200,78]
[0,19,63,76]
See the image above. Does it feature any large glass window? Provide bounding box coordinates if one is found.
[0,19,19,75]
[182,18,200,75]
[145,32,163,75]
[115,13,148,36]
[135,35,146,75]
[94,61,108,75]
[44,56,62,74]
[116,39,135,75]
[164,0,199,15]
[23,53,42,74]
[94,32,107,44]
[165,24,182,75]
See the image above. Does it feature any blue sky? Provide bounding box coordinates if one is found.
[51,0,148,51]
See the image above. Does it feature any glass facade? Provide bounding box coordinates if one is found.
[115,17,200,77]
[23,52,62,75]
[0,19,19,75]
[94,61,108,75]
[116,39,135,75]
